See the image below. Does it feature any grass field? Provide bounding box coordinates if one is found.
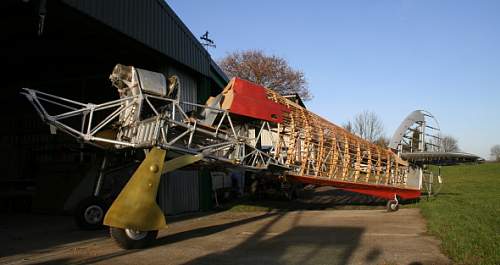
[419,163,500,265]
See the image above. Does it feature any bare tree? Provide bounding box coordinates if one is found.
[374,135,390,148]
[491,145,500,161]
[441,135,459,152]
[219,50,311,100]
[351,110,385,143]
[342,121,353,133]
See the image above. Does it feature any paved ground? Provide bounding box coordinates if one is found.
[0,209,449,265]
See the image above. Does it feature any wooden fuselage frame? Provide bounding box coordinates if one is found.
[220,78,419,200]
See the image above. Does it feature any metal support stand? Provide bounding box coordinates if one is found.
[93,155,108,197]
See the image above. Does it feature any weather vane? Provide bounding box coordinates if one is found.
[200,31,216,48]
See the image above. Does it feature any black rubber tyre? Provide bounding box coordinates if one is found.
[74,196,107,230]
[110,227,158,249]
[386,199,400,212]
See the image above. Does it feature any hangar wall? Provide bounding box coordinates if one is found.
[159,65,201,214]
[159,171,200,214]
[1,0,227,214]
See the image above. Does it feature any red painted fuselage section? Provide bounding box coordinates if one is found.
[288,175,421,200]
[222,78,289,123]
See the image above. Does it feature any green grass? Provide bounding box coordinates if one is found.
[419,163,500,265]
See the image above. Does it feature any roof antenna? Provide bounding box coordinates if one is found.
[200,31,216,48]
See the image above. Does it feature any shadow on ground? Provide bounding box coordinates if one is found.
[72,212,367,265]
[1,187,427,265]
[180,212,365,265]
[223,186,419,211]
[0,213,108,257]
[0,209,232,259]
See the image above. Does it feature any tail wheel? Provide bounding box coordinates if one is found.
[109,227,158,249]
[386,200,399,212]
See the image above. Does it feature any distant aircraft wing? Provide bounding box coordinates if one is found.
[400,151,482,165]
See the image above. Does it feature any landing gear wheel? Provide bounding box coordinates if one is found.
[74,196,107,230]
[386,199,399,212]
[109,227,158,249]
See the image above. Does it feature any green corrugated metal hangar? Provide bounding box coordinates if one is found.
[1,0,228,216]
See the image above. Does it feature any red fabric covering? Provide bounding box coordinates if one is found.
[288,175,421,200]
[225,78,289,123]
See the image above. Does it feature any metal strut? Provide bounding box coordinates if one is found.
[103,148,206,231]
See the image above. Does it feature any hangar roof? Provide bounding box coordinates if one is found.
[61,0,228,82]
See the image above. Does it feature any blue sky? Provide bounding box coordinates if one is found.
[168,0,500,159]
